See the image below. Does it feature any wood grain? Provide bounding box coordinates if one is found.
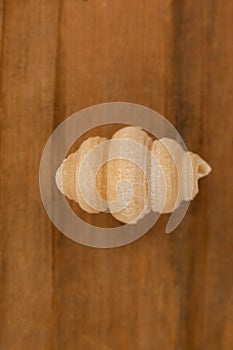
[0,1,59,349]
[0,0,233,349]
[53,1,179,350]
[171,2,233,349]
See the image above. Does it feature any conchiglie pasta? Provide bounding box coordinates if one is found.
[55,126,211,224]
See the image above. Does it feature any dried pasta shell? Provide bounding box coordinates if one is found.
[55,126,211,223]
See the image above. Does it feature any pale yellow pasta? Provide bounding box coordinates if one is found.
[55,126,211,224]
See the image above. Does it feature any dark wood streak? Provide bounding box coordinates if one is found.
[172,1,233,349]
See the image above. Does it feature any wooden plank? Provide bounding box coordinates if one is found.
[170,2,210,348]
[52,0,233,349]
[200,1,233,349]
[171,1,233,349]
[52,1,180,349]
[0,1,59,349]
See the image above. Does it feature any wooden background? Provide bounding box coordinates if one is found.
[1,0,233,349]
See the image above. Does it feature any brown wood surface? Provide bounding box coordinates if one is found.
[1,1,233,349]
